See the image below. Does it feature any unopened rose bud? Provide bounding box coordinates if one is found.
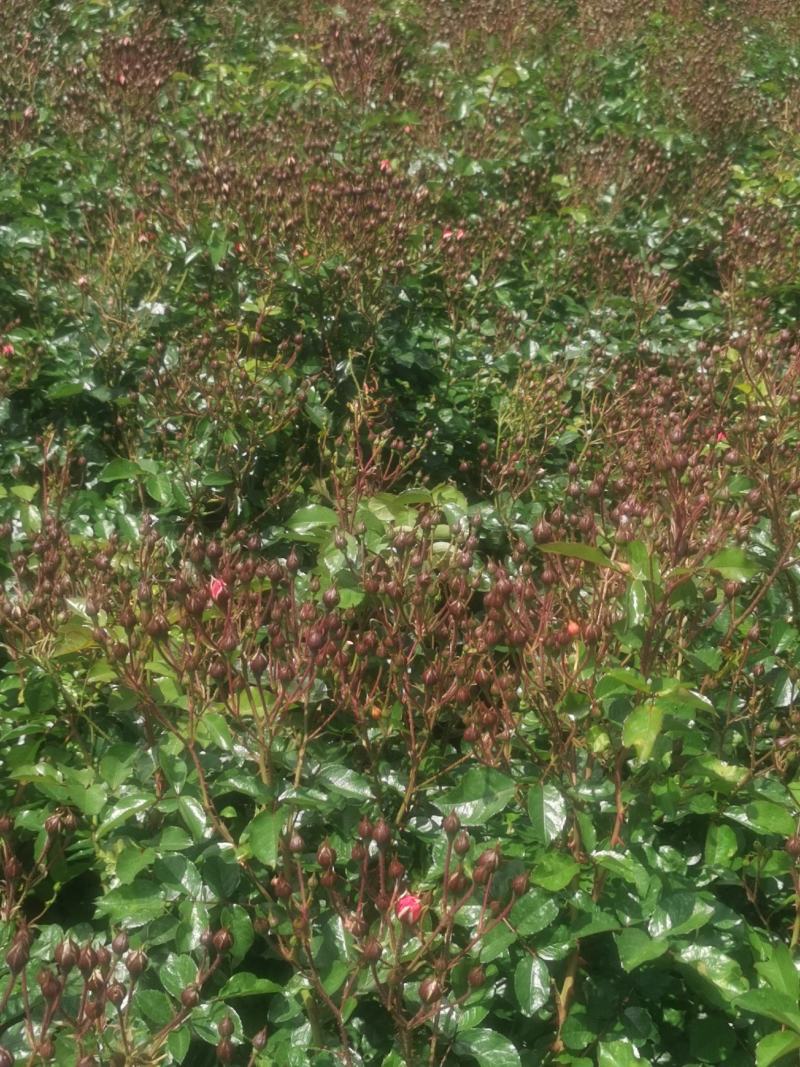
[36,1040,54,1062]
[271,875,292,899]
[453,830,471,856]
[3,856,23,881]
[124,949,148,977]
[0,1048,13,1067]
[252,1027,268,1050]
[362,938,382,962]
[287,831,305,854]
[0,815,12,835]
[218,1016,234,1037]
[36,968,60,1001]
[5,939,29,975]
[443,812,461,837]
[107,982,126,1006]
[395,893,423,925]
[111,931,129,956]
[54,939,78,973]
[77,945,96,976]
[44,813,63,836]
[212,928,233,954]
[511,873,529,896]
[388,857,405,880]
[216,1038,234,1063]
[358,817,373,840]
[476,847,501,872]
[372,819,391,849]
[419,976,442,1004]
[786,835,800,859]
[467,965,485,988]
[316,842,336,868]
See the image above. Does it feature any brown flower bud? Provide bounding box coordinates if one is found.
[372,819,391,849]
[388,856,405,880]
[358,817,373,840]
[77,945,96,976]
[212,928,233,954]
[476,847,501,872]
[54,939,78,973]
[511,873,529,896]
[362,938,383,962]
[252,1027,268,1050]
[5,938,29,975]
[44,813,63,836]
[419,976,442,1004]
[36,1041,55,1062]
[467,966,485,988]
[107,982,126,1006]
[216,1038,234,1063]
[36,968,60,1001]
[316,842,336,869]
[124,949,148,977]
[111,931,129,956]
[3,856,23,881]
[0,1049,13,1067]
[287,831,305,854]
[218,1016,234,1037]
[453,830,471,856]
[271,875,292,899]
[0,815,13,835]
[443,813,461,837]
[786,835,800,859]
[350,842,366,862]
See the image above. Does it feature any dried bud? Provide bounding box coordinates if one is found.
[216,1038,234,1063]
[107,982,126,1006]
[453,830,471,856]
[5,938,29,975]
[443,813,461,837]
[419,976,442,1004]
[111,931,129,956]
[511,873,529,896]
[358,817,373,840]
[212,928,233,955]
[54,939,78,973]
[372,819,391,849]
[124,949,148,977]
[476,847,501,872]
[362,938,383,962]
[317,842,336,869]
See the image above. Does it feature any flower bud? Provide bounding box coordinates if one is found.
[388,856,405,880]
[453,830,471,856]
[271,875,292,899]
[44,813,63,836]
[419,976,442,1004]
[252,1027,268,1050]
[362,938,382,962]
[107,982,126,1006]
[36,968,60,1001]
[358,817,373,840]
[395,893,423,925]
[218,1016,234,1037]
[5,938,29,975]
[316,842,336,869]
[0,1048,13,1067]
[511,873,529,896]
[111,931,129,956]
[36,1040,54,1062]
[212,928,233,954]
[287,831,305,854]
[124,949,148,977]
[181,985,200,1009]
[372,819,391,849]
[216,1038,234,1063]
[54,939,78,973]
[476,847,501,872]
[77,945,96,976]
[786,835,800,859]
[3,856,23,881]
[467,965,485,988]
[443,813,461,837]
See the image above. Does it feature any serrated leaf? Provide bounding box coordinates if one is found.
[454,1028,521,1067]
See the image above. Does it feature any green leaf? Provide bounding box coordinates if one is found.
[436,767,516,825]
[177,796,208,841]
[160,954,198,999]
[199,711,233,752]
[137,989,174,1026]
[736,989,800,1030]
[514,956,550,1016]
[95,879,167,925]
[615,928,668,972]
[726,801,795,837]
[756,1031,800,1067]
[145,473,174,506]
[245,808,283,867]
[528,784,566,844]
[96,794,152,839]
[98,458,141,482]
[538,542,617,568]
[598,1039,651,1067]
[317,764,374,801]
[454,1028,521,1067]
[220,972,282,997]
[509,890,560,936]
[532,852,580,891]
[704,548,760,581]
[675,944,748,1004]
[287,504,338,541]
[755,942,800,999]
[24,674,58,714]
[167,1026,191,1063]
[622,702,663,761]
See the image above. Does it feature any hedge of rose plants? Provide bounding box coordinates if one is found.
[1,1,800,1065]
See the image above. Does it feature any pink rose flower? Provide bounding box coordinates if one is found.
[209,576,228,603]
[395,893,423,925]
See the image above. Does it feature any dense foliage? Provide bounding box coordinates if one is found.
[2,1,800,1064]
